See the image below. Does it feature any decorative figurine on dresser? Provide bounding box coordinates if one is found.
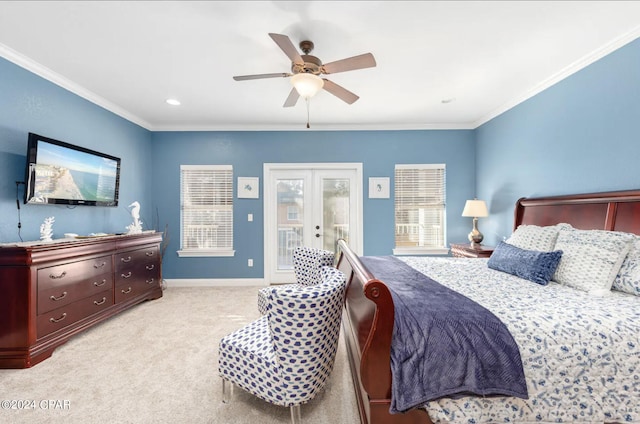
[39,216,55,241]
[126,201,143,234]
[0,232,163,368]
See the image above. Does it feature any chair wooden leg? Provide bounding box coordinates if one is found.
[290,404,301,424]
[221,378,233,403]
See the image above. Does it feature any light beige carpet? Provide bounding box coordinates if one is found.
[0,287,359,424]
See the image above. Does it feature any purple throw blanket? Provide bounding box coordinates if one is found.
[360,256,528,414]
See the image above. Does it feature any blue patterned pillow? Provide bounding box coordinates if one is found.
[488,242,563,286]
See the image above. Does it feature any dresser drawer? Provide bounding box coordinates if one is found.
[115,247,160,288]
[37,289,114,339]
[38,256,112,291]
[115,278,158,304]
[37,272,111,314]
[115,263,159,286]
[115,247,159,273]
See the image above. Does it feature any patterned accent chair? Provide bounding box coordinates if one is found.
[218,266,347,424]
[257,246,335,315]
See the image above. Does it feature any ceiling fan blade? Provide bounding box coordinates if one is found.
[283,87,300,108]
[269,33,304,65]
[322,53,376,74]
[322,79,359,104]
[233,73,291,81]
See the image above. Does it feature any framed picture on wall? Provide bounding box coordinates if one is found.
[369,177,390,199]
[238,177,259,199]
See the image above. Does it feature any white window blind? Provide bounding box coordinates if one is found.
[394,164,447,254]
[179,165,234,257]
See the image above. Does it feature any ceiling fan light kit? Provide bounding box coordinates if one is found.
[291,73,324,99]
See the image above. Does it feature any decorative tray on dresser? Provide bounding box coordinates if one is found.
[0,232,163,368]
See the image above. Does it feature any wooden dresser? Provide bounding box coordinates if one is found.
[0,232,162,368]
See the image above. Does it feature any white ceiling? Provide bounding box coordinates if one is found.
[1,1,639,131]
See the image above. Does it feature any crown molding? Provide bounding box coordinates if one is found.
[148,122,475,132]
[473,25,640,129]
[3,22,639,134]
[0,42,152,130]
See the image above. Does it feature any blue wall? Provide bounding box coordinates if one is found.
[0,57,153,242]
[151,130,476,279]
[476,38,640,245]
[3,36,638,280]
[0,55,475,280]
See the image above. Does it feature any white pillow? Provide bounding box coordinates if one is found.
[613,235,640,296]
[553,228,634,295]
[506,223,572,252]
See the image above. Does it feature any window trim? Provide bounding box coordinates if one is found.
[177,248,235,258]
[392,247,450,256]
[178,164,235,258]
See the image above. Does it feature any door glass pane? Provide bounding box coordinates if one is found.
[277,179,304,270]
[322,178,350,253]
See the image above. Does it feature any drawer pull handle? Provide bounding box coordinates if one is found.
[94,297,107,306]
[121,287,132,294]
[49,271,67,280]
[49,313,67,323]
[146,278,155,284]
[121,256,132,263]
[121,272,132,278]
[50,291,68,301]
[145,251,154,257]
[94,261,107,269]
[146,264,155,270]
[94,279,107,287]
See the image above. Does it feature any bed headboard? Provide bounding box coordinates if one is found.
[514,189,640,236]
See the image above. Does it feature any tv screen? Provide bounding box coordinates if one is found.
[24,133,121,207]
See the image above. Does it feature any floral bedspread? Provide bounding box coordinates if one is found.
[399,257,640,424]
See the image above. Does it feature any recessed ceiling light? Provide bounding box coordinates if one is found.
[166,98,181,106]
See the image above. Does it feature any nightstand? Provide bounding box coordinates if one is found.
[450,243,494,258]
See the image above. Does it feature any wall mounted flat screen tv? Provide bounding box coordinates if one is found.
[24,133,121,206]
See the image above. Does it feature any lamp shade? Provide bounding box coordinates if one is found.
[291,73,324,98]
[462,199,488,217]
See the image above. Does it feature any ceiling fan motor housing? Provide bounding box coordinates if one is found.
[292,54,323,75]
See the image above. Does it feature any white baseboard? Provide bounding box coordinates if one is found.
[165,278,266,288]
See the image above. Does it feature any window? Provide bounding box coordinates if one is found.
[178,165,234,257]
[393,164,447,255]
[287,206,299,221]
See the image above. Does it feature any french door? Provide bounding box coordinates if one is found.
[264,163,362,284]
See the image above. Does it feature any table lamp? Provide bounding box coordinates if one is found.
[462,199,489,244]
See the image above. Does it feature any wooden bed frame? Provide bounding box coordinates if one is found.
[336,189,640,424]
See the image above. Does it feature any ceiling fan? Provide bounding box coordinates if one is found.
[233,33,376,107]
